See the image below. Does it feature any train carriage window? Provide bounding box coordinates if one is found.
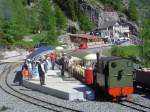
[111,62,117,68]
[127,61,132,67]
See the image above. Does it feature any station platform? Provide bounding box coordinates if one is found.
[23,69,95,101]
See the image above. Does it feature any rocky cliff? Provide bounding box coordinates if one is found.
[79,0,138,34]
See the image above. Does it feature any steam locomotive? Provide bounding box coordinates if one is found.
[70,53,134,100]
[93,53,134,99]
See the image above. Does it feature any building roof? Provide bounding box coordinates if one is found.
[70,34,99,40]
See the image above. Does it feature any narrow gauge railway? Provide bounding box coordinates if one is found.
[1,50,150,112]
[63,49,150,112]
[118,99,150,112]
[0,63,82,112]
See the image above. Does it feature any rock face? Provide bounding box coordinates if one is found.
[79,1,138,34]
[98,11,119,28]
[80,2,120,28]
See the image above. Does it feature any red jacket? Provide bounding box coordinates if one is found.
[50,53,56,61]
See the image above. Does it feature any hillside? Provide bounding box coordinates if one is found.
[0,0,67,48]
[0,0,149,49]
[136,0,150,19]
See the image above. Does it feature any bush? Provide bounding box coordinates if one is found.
[111,45,140,63]
[14,40,33,49]
[32,32,48,44]
[32,31,59,47]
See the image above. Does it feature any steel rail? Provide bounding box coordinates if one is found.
[0,63,82,112]
[118,99,150,112]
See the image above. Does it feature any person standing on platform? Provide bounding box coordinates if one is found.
[50,52,56,70]
[68,56,73,76]
[32,61,39,80]
[26,59,32,78]
[13,63,25,86]
[37,59,46,85]
[22,61,29,80]
[60,54,65,77]
[44,56,49,73]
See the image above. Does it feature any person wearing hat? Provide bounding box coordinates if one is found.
[37,59,46,85]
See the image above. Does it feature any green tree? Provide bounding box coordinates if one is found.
[114,0,123,11]
[64,0,77,21]
[55,5,67,30]
[79,12,95,33]
[140,19,150,67]
[128,0,138,22]
[39,0,55,30]
[39,0,57,45]
[0,0,31,44]
[100,0,123,11]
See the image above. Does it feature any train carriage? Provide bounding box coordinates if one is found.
[135,69,150,89]
[64,50,134,100]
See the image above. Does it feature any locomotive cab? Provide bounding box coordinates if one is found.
[94,57,134,99]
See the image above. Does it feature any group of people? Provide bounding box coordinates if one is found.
[13,51,75,86]
[56,54,74,76]
[14,52,56,86]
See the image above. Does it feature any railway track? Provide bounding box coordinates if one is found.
[0,62,82,112]
[1,62,150,112]
[118,99,150,112]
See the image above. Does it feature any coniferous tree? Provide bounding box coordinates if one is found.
[55,5,67,30]
[39,0,57,45]
[114,0,123,11]
[79,12,95,33]
[64,0,77,21]
[0,0,30,42]
[140,19,150,67]
[128,0,138,22]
